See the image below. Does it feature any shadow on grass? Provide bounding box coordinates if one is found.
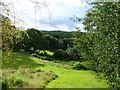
[2,52,45,69]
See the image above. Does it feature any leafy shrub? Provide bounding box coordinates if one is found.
[2,80,9,89]
[31,53,53,61]
[39,53,44,56]
[69,61,77,66]
[44,52,47,56]
[66,46,83,61]
[45,57,53,61]
[80,61,93,70]
[40,56,48,60]
[53,49,66,59]
[31,53,39,57]
[72,62,87,70]
[31,53,42,58]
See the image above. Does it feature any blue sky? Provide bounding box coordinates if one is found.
[2,0,90,31]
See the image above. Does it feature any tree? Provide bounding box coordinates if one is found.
[74,2,120,87]
[1,14,20,53]
[62,38,73,50]
[53,49,66,59]
[13,30,29,52]
[45,35,58,50]
[26,28,47,51]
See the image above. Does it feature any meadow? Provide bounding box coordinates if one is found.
[2,52,109,88]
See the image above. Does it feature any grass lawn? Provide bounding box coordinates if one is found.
[2,52,109,88]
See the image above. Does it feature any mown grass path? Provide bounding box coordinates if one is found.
[32,57,109,88]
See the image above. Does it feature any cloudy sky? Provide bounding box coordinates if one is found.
[2,0,90,31]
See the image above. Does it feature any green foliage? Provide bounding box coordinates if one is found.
[2,75,26,88]
[13,29,74,52]
[80,61,93,70]
[10,77,25,87]
[72,62,87,70]
[43,31,73,39]
[26,28,48,51]
[2,79,9,89]
[62,38,73,50]
[45,35,58,50]
[13,30,30,52]
[66,46,81,61]
[73,2,120,87]
[53,49,66,59]
[1,14,20,54]
[43,31,74,50]
[31,53,53,61]
[73,31,94,61]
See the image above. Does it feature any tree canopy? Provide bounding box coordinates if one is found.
[73,2,120,87]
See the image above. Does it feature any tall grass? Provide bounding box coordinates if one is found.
[2,52,57,88]
[2,67,57,88]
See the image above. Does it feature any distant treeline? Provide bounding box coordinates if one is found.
[42,31,73,39]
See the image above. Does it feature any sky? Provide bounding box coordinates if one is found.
[1,0,91,31]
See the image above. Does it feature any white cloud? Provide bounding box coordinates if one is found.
[47,0,87,7]
[75,23,85,32]
[1,0,88,31]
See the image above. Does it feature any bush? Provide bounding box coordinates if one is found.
[2,80,9,89]
[66,47,82,61]
[39,53,44,56]
[40,56,48,60]
[72,62,87,70]
[31,53,39,57]
[31,53,53,60]
[80,61,92,70]
[53,49,66,59]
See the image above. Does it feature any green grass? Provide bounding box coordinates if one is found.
[2,52,109,88]
[34,62,109,88]
[32,57,72,69]
[2,52,57,88]
[40,50,54,56]
[2,68,57,88]
[2,52,45,69]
